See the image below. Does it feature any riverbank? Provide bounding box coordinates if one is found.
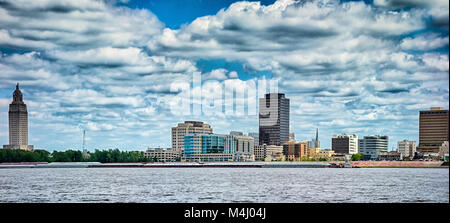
[331,160,447,168]
[0,161,447,168]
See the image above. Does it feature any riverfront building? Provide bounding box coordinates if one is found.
[259,93,290,146]
[182,133,254,162]
[230,131,243,136]
[332,134,358,155]
[171,121,212,153]
[183,133,233,162]
[282,141,307,161]
[144,148,180,162]
[234,135,255,162]
[377,151,403,161]
[397,140,416,159]
[254,144,284,161]
[3,84,33,151]
[317,149,335,159]
[417,107,449,154]
[439,141,448,161]
[359,135,388,160]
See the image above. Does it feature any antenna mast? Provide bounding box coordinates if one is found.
[82,130,86,153]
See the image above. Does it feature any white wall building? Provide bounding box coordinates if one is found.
[397,140,416,158]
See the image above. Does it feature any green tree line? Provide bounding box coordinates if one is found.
[0,149,150,163]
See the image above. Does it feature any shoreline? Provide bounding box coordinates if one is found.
[0,161,447,169]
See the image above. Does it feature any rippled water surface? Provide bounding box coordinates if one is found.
[0,168,448,203]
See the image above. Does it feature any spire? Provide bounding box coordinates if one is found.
[315,128,318,141]
[16,83,19,90]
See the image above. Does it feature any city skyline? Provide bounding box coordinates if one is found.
[0,0,449,151]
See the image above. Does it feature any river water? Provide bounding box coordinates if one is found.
[0,168,448,203]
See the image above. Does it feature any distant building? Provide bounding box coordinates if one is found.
[171,121,212,153]
[397,140,416,158]
[439,141,448,161]
[230,131,244,136]
[307,128,320,148]
[248,132,259,146]
[359,135,388,160]
[317,149,335,159]
[259,93,290,146]
[307,147,321,159]
[3,84,33,151]
[282,141,307,161]
[289,132,295,141]
[234,135,255,162]
[417,107,449,154]
[254,144,284,161]
[332,134,358,155]
[377,151,403,161]
[144,148,180,162]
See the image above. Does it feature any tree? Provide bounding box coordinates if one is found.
[351,153,364,161]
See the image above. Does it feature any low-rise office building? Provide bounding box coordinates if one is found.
[144,148,181,162]
[397,140,416,158]
[234,135,255,162]
[282,141,307,161]
[359,135,388,160]
[183,133,254,162]
[317,149,335,159]
[254,144,284,161]
[377,151,403,161]
[307,147,321,159]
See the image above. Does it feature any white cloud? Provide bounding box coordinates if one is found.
[400,34,449,50]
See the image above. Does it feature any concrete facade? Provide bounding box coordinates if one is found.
[397,140,416,158]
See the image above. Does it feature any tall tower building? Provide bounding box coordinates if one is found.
[417,107,449,154]
[259,93,290,146]
[3,84,34,151]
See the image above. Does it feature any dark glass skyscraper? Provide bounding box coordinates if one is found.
[259,93,289,146]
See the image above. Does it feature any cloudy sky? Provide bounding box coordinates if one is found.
[0,0,448,151]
